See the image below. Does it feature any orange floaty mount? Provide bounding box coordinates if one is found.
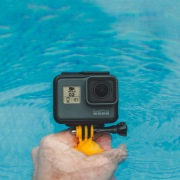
[74,125,104,156]
[71,122,127,155]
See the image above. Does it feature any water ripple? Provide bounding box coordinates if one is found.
[0,0,180,179]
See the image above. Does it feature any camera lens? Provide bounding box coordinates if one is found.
[94,82,110,98]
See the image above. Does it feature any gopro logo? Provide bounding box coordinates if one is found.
[93,109,109,115]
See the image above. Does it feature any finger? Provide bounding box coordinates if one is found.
[102,145,127,165]
[31,146,39,163]
[119,144,127,151]
[111,175,116,180]
[94,132,112,151]
[92,133,103,141]
[85,153,109,167]
[54,130,79,148]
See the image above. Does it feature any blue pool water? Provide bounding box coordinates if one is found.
[0,0,180,179]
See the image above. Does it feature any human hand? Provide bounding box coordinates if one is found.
[31,130,127,180]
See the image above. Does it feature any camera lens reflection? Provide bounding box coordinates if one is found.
[94,83,109,98]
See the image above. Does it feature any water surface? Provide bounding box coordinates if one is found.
[0,0,180,179]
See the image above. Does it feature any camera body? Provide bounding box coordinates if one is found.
[53,72,118,126]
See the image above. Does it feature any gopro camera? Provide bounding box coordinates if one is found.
[53,72,118,125]
[53,72,127,137]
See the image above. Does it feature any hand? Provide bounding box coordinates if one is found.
[31,130,127,180]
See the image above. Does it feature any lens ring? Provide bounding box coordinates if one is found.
[93,81,110,99]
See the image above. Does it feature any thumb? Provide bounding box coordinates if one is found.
[54,130,79,148]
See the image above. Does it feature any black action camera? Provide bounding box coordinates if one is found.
[53,72,118,125]
[53,72,127,137]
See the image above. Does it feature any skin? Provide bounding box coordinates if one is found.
[31,130,127,180]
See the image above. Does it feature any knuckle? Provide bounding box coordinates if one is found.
[39,135,56,158]
[40,134,54,148]
[120,151,127,162]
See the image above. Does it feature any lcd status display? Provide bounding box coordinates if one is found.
[63,86,81,104]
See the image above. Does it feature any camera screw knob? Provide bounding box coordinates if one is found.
[70,129,76,135]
